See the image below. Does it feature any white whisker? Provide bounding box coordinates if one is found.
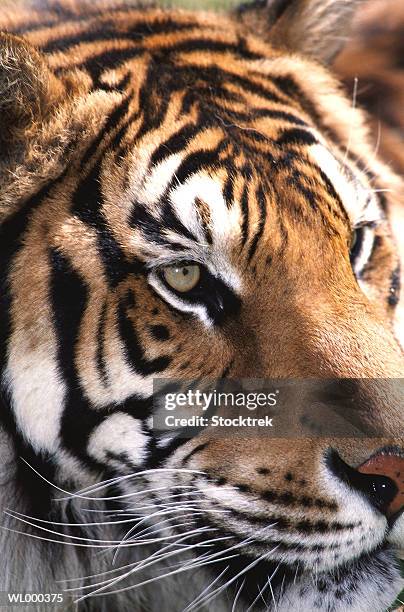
[59,533,232,585]
[67,528,218,597]
[185,565,229,611]
[231,578,245,612]
[187,547,279,612]
[74,548,240,602]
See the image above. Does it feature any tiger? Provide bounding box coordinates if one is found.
[0,0,403,610]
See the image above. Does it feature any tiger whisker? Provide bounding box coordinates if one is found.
[267,563,281,610]
[246,563,280,612]
[231,578,246,612]
[79,490,208,514]
[72,467,205,495]
[20,458,203,504]
[0,525,128,549]
[67,471,204,499]
[114,509,201,539]
[73,548,240,602]
[246,581,269,612]
[3,511,213,549]
[3,507,189,530]
[184,566,229,611]
[66,528,219,596]
[19,458,75,498]
[277,573,287,608]
[57,484,201,503]
[182,526,275,612]
[362,119,382,175]
[4,512,126,545]
[111,513,206,564]
[186,547,279,612]
[268,575,278,611]
[59,533,233,585]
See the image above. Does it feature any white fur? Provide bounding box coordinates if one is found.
[4,341,65,454]
[87,412,148,465]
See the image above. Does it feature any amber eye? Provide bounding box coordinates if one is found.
[163,264,201,293]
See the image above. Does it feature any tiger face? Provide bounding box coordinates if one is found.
[0,1,403,611]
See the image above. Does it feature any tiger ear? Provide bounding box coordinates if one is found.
[0,33,63,147]
[237,0,364,64]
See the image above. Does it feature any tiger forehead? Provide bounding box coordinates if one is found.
[103,78,355,250]
[112,145,352,273]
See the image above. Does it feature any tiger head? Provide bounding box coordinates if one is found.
[0,0,403,610]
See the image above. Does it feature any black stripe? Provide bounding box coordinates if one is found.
[77,37,265,85]
[72,159,136,287]
[268,73,371,178]
[80,93,133,169]
[317,168,348,223]
[154,147,230,246]
[237,129,272,146]
[270,74,340,133]
[50,249,153,462]
[276,127,317,147]
[41,19,200,53]
[247,184,267,261]
[134,59,177,141]
[49,251,152,465]
[0,172,68,383]
[223,173,235,209]
[240,184,250,245]
[73,98,146,288]
[220,107,308,127]
[288,172,317,210]
[176,65,287,107]
[150,123,201,168]
[0,172,71,514]
[95,300,109,385]
[49,248,105,466]
[129,202,195,250]
[79,47,144,82]
[161,38,264,61]
[167,146,223,187]
[118,298,171,375]
[22,0,138,29]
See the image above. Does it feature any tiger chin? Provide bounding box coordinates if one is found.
[0,0,403,611]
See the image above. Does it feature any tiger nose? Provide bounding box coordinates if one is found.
[326,449,403,519]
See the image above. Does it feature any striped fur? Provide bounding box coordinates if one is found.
[0,1,403,610]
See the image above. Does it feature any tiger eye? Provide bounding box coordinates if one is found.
[163,264,201,292]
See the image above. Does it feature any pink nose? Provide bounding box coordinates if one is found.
[358,451,404,518]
